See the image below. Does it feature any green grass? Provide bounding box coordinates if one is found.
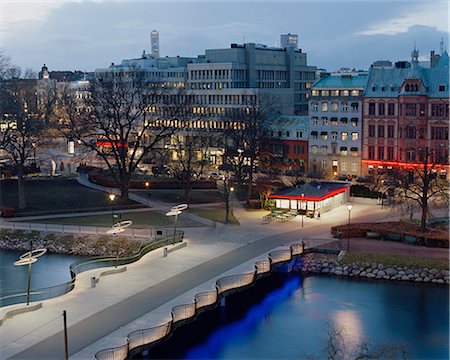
[29,211,176,227]
[136,189,224,204]
[1,178,139,214]
[187,207,240,224]
[342,252,449,270]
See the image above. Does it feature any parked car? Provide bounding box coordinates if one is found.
[356,176,373,184]
[382,178,399,186]
[337,174,352,181]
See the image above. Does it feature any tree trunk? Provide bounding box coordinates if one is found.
[420,195,428,232]
[17,165,26,209]
[120,180,129,200]
[184,178,192,205]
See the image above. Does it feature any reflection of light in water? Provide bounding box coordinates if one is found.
[333,310,364,353]
[185,277,301,359]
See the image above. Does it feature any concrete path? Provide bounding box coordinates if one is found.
[0,200,396,360]
[1,174,446,360]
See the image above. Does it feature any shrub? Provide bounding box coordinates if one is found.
[350,184,383,199]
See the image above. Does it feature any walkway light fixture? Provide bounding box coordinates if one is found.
[166,204,188,244]
[346,203,353,251]
[14,248,47,305]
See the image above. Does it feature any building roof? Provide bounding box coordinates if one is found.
[364,51,449,98]
[269,181,349,201]
[311,74,368,89]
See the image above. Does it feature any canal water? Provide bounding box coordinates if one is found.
[143,273,449,360]
[0,250,83,293]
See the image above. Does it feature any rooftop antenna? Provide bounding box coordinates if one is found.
[440,37,444,54]
[243,33,246,43]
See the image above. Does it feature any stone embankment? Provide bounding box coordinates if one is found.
[299,253,449,285]
[0,229,140,257]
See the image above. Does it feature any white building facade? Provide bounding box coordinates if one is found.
[308,72,367,178]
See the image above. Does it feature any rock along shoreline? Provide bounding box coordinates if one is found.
[298,253,449,285]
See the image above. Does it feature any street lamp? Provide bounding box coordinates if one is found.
[166,204,188,244]
[109,193,116,226]
[346,203,353,251]
[145,182,151,206]
[230,186,235,216]
[301,193,305,228]
[14,248,47,305]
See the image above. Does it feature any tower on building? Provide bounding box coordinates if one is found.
[151,30,160,58]
[280,33,298,50]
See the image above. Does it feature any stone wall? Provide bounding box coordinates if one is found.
[299,253,449,285]
[0,229,141,257]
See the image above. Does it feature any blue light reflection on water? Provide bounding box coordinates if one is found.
[185,276,302,359]
[147,274,449,360]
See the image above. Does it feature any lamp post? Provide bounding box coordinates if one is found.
[109,193,116,226]
[230,186,235,216]
[145,181,150,206]
[346,203,353,251]
[14,248,47,305]
[301,193,305,228]
[166,204,188,244]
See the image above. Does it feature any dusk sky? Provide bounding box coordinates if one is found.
[1,0,448,73]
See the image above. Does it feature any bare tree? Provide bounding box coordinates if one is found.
[223,93,278,203]
[312,322,408,360]
[168,132,209,204]
[0,51,11,80]
[389,147,449,232]
[0,79,54,208]
[57,68,191,199]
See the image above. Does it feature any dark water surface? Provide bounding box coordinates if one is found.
[144,273,449,360]
[0,250,84,293]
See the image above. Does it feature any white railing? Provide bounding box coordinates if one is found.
[94,240,310,360]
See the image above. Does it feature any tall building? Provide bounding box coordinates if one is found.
[308,71,367,178]
[280,33,298,50]
[362,49,449,179]
[151,30,160,58]
[188,42,316,115]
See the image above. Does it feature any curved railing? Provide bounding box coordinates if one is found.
[0,231,184,307]
[96,241,306,360]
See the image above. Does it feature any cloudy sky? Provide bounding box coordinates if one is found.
[1,0,448,73]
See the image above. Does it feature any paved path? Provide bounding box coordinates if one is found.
[0,201,395,360]
[1,175,447,360]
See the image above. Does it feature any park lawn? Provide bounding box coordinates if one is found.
[30,211,176,227]
[187,207,239,225]
[1,178,138,214]
[137,189,223,204]
[342,252,449,270]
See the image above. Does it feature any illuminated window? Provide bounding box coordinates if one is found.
[321,102,328,112]
[351,132,358,141]
[341,132,348,141]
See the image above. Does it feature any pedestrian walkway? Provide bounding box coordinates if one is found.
[1,175,444,359]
